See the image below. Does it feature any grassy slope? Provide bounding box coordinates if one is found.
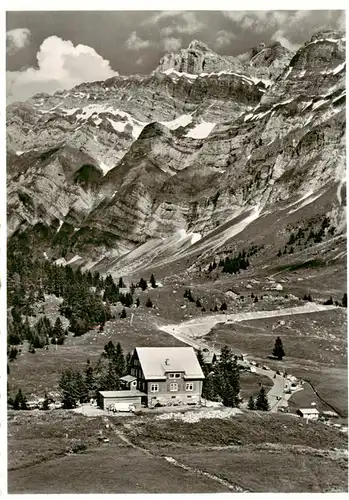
[205,308,347,416]
[8,410,348,494]
[124,413,348,493]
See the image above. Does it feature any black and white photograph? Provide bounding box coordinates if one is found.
[3,3,348,495]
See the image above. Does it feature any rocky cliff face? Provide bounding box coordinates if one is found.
[7,32,346,275]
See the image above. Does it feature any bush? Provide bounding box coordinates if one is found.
[323,297,333,305]
[8,347,19,361]
[70,440,87,453]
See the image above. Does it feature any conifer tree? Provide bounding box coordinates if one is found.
[114,342,126,376]
[103,341,116,359]
[273,337,285,360]
[139,278,148,291]
[42,393,49,410]
[13,388,27,410]
[202,374,217,401]
[85,360,95,390]
[196,349,207,375]
[248,395,256,410]
[255,387,270,411]
[145,298,153,308]
[120,308,127,319]
[185,288,194,302]
[136,297,140,308]
[150,273,157,288]
[125,352,132,374]
[118,277,125,288]
[342,293,347,308]
[8,347,18,361]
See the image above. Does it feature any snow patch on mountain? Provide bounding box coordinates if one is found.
[186,122,216,139]
[107,117,127,132]
[163,68,198,80]
[288,191,323,214]
[160,115,193,130]
[98,160,114,175]
[56,220,64,233]
[332,90,346,103]
[176,228,202,244]
[61,107,80,116]
[337,178,346,205]
[312,99,328,110]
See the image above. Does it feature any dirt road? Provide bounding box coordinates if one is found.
[157,303,338,411]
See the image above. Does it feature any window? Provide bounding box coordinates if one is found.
[170,383,178,392]
[169,373,181,379]
[169,373,175,379]
[175,373,181,379]
[150,383,159,392]
[186,383,194,391]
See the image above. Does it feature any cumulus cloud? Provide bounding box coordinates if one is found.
[224,10,345,50]
[271,30,300,52]
[215,30,237,48]
[6,28,31,55]
[125,31,152,50]
[159,12,204,37]
[142,11,183,25]
[7,36,118,103]
[162,37,182,52]
[224,11,289,33]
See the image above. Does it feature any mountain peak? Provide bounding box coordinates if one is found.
[187,40,211,52]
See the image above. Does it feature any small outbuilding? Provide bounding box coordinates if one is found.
[297,408,319,420]
[120,375,137,390]
[98,390,146,411]
[322,410,339,419]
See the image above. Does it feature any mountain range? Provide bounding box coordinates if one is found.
[7,30,346,279]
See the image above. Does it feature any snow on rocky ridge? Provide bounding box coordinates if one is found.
[7,30,346,272]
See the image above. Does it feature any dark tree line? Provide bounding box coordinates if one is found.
[8,312,67,352]
[206,245,263,274]
[278,218,336,257]
[8,230,161,345]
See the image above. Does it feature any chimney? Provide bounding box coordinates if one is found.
[165,358,170,366]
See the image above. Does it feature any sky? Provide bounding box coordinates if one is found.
[6,10,346,103]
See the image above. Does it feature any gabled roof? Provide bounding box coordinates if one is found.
[120,375,137,383]
[135,347,205,380]
[99,390,146,398]
[299,408,319,414]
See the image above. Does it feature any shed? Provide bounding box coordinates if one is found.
[98,390,146,411]
[297,408,319,420]
[322,410,339,419]
[120,375,137,390]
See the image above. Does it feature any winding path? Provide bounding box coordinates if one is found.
[158,304,339,411]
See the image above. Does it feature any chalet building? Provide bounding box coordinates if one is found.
[297,408,319,420]
[129,347,205,408]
